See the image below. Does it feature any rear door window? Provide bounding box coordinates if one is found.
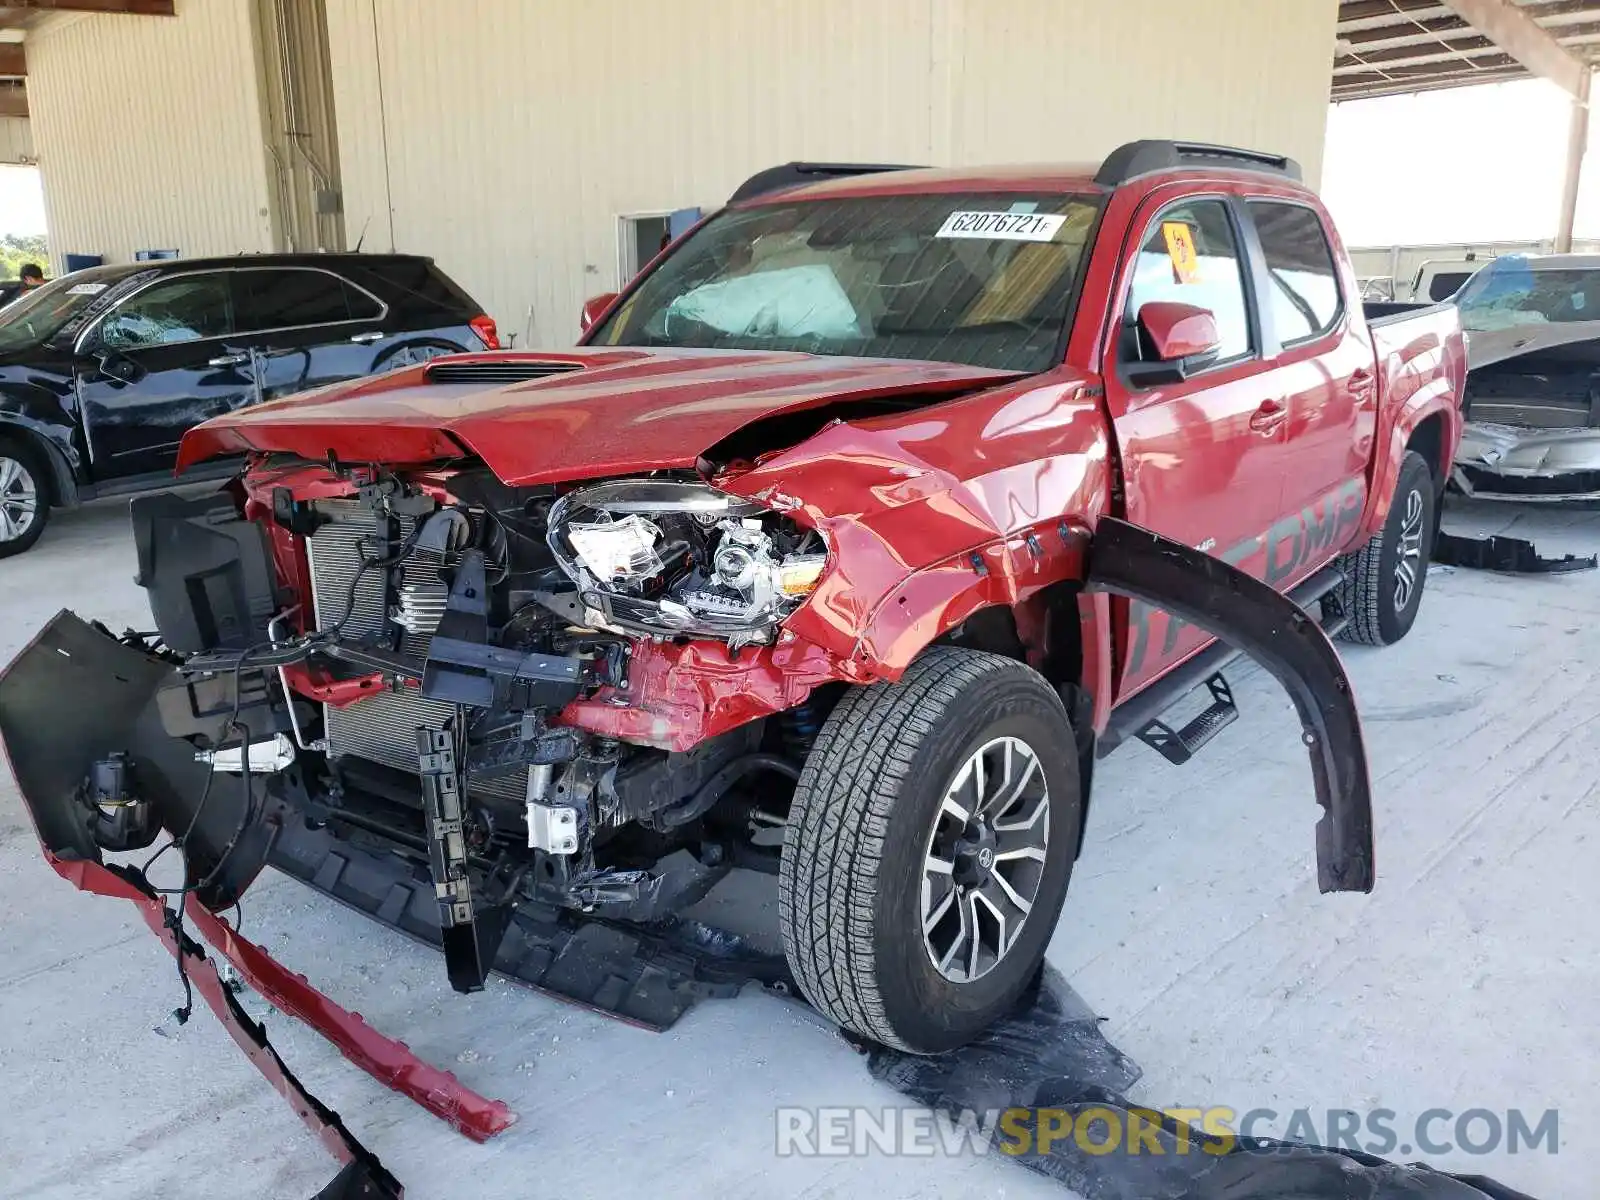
[341,278,383,320]
[1426,271,1472,302]
[1125,199,1252,361]
[361,259,477,322]
[1247,201,1342,344]
[97,274,235,349]
[235,269,380,333]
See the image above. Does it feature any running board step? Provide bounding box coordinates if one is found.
[1131,672,1237,764]
[1104,563,1348,762]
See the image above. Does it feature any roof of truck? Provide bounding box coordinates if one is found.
[736,163,1107,204]
[732,143,1305,206]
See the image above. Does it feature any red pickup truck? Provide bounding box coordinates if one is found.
[2,142,1465,1068]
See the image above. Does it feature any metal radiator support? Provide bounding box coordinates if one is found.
[305,502,522,803]
[416,728,509,993]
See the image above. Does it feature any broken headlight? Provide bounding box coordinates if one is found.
[546,479,826,646]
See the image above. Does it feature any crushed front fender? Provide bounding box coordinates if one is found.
[1086,518,1375,893]
[0,612,518,1172]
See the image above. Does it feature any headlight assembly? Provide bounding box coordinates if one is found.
[546,478,827,646]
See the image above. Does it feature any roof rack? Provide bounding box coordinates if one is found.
[729,161,926,204]
[1094,140,1302,187]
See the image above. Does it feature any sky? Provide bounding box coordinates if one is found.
[2,77,1597,249]
[0,164,45,236]
[1322,76,1600,247]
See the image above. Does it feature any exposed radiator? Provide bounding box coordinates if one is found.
[305,501,433,654]
[305,501,519,803]
[324,688,460,777]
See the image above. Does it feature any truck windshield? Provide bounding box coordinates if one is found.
[0,275,117,353]
[591,192,1102,372]
[1454,258,1600,332]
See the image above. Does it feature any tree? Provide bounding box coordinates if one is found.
[0,232,50,280]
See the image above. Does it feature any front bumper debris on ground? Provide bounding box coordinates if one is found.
[869,966,1541,1200]
[1434,530,1598,574]
[0,613,518,1197]
[39,856,408,1200]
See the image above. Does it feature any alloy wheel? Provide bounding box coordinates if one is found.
[0,455,38,544]
[1393,487,1425,613]
[920,736,1051,983]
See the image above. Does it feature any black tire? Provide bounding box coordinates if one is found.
[778,647,1082,1053]
[1334,450,1435,646]
[0,435,50,560]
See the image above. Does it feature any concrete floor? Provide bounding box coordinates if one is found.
[1,496,1595,1199]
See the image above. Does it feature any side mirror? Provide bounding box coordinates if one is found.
[1124,301,1221,387]
[95,350,144,384]
[580,292,619,335]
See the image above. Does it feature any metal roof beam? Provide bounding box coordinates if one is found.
[1332,64,1530,99]
[1333,50,1516,76]
[1336,38,1505,69]
[1339,0,1449,22]
[1440,0,1589,95]
[1338,1,1453,34]
[1342,11,1600,52]
[2,0,174,14]
[1333,55,1518,82]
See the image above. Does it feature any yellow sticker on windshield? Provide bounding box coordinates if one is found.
[1162,222,1200,285]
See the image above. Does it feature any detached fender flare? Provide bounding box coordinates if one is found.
[1086,517,1374,893]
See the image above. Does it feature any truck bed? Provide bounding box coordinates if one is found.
[1361,299,1455,326]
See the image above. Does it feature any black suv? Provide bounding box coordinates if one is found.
[0,253,497,557]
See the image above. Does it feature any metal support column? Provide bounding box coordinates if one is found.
[1557,70,1592,254]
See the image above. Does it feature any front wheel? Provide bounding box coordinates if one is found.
[778,647,1082,1053]
[1334,450,1435,646]
[0,437,50,559]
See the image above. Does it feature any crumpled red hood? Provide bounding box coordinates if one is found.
[177,347,1019,485]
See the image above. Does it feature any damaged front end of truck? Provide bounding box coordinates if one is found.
[0,352,1375,1185]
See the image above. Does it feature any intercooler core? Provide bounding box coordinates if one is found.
[304,501,518,802]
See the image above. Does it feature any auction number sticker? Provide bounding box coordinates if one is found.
[65,282,109,295]
[1161,222,1200,284]
[936,211,1066,242]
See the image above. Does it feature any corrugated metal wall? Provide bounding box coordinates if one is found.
[21,0,1337,327]
[325,0,944,345]
[0,117,31,165]
[325,0,1336,345]
[25,0,275,271]
[956,0,1336,183]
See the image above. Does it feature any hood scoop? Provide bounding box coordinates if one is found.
[426,360,586,385]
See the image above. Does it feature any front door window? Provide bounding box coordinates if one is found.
[99,275,235,348]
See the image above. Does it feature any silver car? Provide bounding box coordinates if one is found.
[1453,253,1600,501]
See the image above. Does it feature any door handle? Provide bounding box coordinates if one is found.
[349,331,384,344]
[1249,398,1288,434]
[207,353,250,368]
